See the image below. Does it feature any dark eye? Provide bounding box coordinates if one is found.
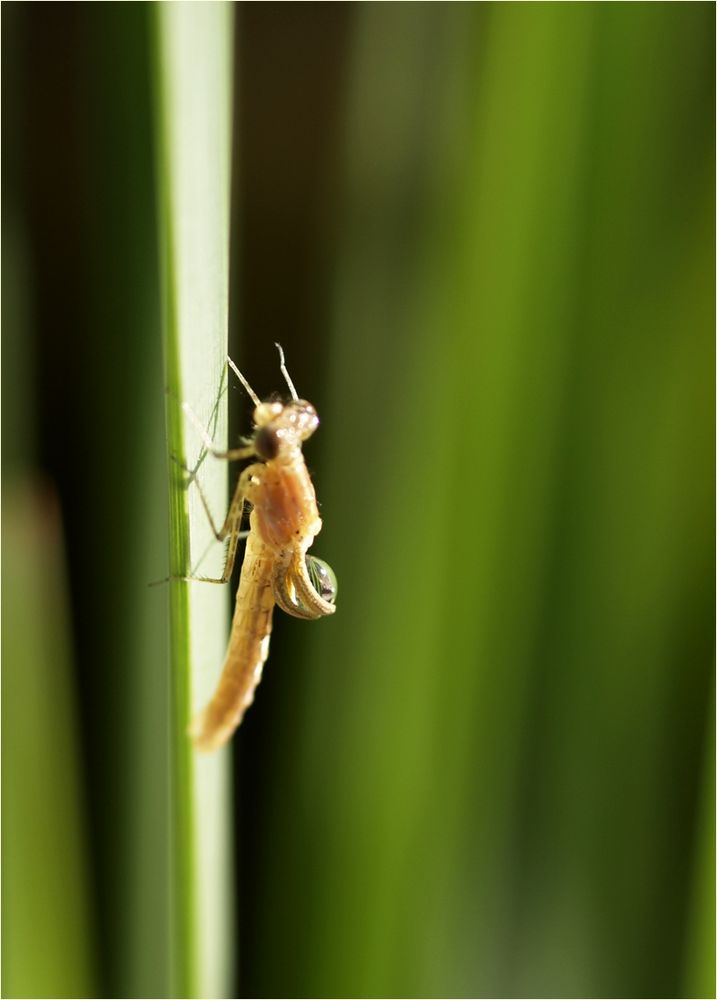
[254,426,279,461]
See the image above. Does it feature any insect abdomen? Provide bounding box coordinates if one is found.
[189,521,276,751]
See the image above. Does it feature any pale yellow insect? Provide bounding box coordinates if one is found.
[182,345,337,752]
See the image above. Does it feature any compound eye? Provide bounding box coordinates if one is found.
[254,426,279,461]
[291,401,319,440]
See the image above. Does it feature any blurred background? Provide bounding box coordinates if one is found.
[2,3,714,998]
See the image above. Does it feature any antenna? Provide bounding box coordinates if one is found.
[275,342,299,401]
[227,355,261,408]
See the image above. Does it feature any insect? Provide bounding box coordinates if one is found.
[181,345,337,752]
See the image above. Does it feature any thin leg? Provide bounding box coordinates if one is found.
[184,374,227,479]
[188,463,264,583]
[188,467,234,542]
[182,400,256,462]
[147,535,250,588]
[190,461,261,543]
[166,368,228,473]
[170,452,242,542]
[175,383,264,584]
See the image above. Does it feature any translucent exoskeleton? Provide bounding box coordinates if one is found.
[181,345,337,752]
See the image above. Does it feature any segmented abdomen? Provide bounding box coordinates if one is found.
[189,513,276,752]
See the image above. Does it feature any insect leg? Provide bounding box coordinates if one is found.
[182,400,256,462]
[171,451,248,541]
[184,463,264,584]
[147,531,250,588]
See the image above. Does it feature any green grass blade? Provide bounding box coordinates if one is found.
[153,6,235,995]
[683,707,716,998]
[244,4,714,997]
[2,482,96,998]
